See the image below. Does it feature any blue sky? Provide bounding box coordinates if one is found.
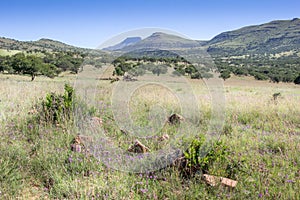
[1,0,299,48]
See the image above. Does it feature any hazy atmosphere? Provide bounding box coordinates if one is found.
[1,0,299,47]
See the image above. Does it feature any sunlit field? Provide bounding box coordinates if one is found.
[0,72,299,199]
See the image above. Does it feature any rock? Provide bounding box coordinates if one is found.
[123,75,137,82]
[202,174,237,188]
[28,108,38,115]
[71,143,82,153]
[71,135,83,152]
[158,134,169,141]
[220,177,238,188]
[167,113,184,125]
[128,140,150,153]
[203,174,217,186]
[74,135,82,144]
[120,129,128,135]
[91,117,103,125]
[98,77,120,82]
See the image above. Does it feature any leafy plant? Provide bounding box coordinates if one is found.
[183,136,229,176]
[40,84,74,123]
[219,70,231,80]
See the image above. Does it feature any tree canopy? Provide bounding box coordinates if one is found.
[0,51,84,80]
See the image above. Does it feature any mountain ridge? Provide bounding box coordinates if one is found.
[1,18,299,56]
[103,37,142,51]
[0,36,93,53]
[106,32,203,52]
[206,18,300,55]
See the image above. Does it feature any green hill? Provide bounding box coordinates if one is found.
[104,19,300,56]
[206,18,300,56]
[0,37,93,54]
[2,18,300,57]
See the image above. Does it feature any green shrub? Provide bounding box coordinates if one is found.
[183,137,229,175]
[40,84,74,123]
[253,72,268,80]
[294,74,300,84]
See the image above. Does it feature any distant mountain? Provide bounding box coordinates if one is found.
[105,32,204,52]
[206,18,300,55]
[104,18,300,56]
[32,38,88,52]
[103,37,142,51]
[1,18,299,56]
[0,37,93,54]
[128,32,202,50]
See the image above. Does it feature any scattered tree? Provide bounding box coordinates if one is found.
[220,70,231,81]
[294,74,300,85]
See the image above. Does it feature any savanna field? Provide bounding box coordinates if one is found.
[0,71,299,200]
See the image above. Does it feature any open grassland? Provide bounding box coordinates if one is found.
[0,49,47,57]
[0,73,299,199]
[0,49,21,56]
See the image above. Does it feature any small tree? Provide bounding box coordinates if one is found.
[270,75,282,83]
[0,56,4,72]
[11,53,26,74]
[220,70,231,81]
[40,63,58,78]
[294,74,300,85]
[114,66,125,76]
[128,66,146,77]
[55,57,73,71]
[185,65,196,76]
[191,72,202,79]
[151,65,168,76]
[253,72,268,80]
[24,55,43,81]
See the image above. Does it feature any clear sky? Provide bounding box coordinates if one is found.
[1,0,299,48]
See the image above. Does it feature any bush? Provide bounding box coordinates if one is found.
[191,72,202,79]
[294,74,300,84]
[219,70,231,80]
[253,72,268,80]
[40,84,74,123]
[183,136,229,176]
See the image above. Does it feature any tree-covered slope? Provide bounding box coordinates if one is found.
[206,18,300,55]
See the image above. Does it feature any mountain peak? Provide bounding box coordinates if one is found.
[121,37,142,44]
[150,32,168,37]
[36,38,66,45]
[105,32,201,51]
[103,36,142,51]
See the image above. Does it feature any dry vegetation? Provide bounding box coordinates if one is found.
[0,72,299,199]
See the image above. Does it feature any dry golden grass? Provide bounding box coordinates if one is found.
[0,74,75,123]
[1,72,300,199]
